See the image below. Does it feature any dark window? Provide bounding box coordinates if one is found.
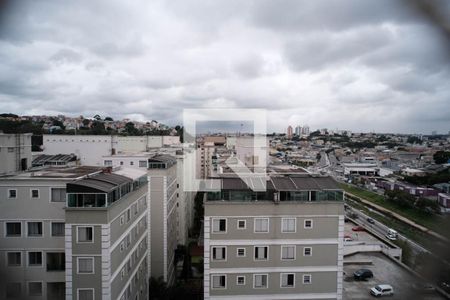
[46,253,65,271]
[47,282,65,300]
[8,189,17,198]
[31,189,39,198]
[77,227,93,242]
[28,282,42,296]
[27,222,43,236]
[52,222,65,236]
[6,222,21,236]
[29,252,42,266]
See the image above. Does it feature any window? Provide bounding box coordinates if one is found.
[254,246,268,260]
[254,218,269,233]
[51,188,66,202]
[303,274,312,284]
[47,282,65,299]
[120,161,124,165]
[6,222,21,236]
[237,276,245,285]
[28,282,42,296]
[281,245,295,260]
[130,161,134,166]
[281,273,295,288]
[237,248,246,257]
[27,222,43,237]
[304,219,313,229]
[77,226,93,243]
[78,257,94,274]
[211,275,226,289]
[120,215,125,225]
[126,209,131,222]
[253,274,268,289]
[46,253,65,271]
[104,160,112,166]
[212,247,226,261]
[6,282,21,299]
[139,160,147,167]
[8,147,14,153]
[120,241,125,252]
[50,222,64,236]
[28,252,42,266]
[7,252,21,266]
[237,220,246,229]
[8,189,17,199]
[212,218,226,233]
[282,218,296,233]
[31,189,39,198]
[304,247,312,256]
[78,289,94,300]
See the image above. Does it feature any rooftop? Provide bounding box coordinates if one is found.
[2,166,104,179]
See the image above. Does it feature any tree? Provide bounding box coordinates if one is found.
[104,116,113,121]
[434,151,450,164]
[125,122,139,135]
[93,114,101,121]
[91,121,107,135]
[51,119,65,130]
[82,119,90,127]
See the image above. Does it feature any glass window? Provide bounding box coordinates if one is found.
[212,275,226,289]
[212,247,226,260]
[8,189,17,198]
[304,219,313,229]
[46,253,65,271]
[254,246,268,260]
[212,219,226,233]
[281,218,296,233]
[78,289,94,300]
[138,160,147,167]
[52,222,65,237]
[29,252,42,266]
[7,252,21,266]
[304,247,312,256]
[237,220,246,229]
[281,273,295,288]
[281,245,295,260]
[254,274,268,288]
[51,188,66,202]
[27,222,42,237]
[237,248,246,257]
[28,282,42,296]
[104,160,112,166]
[303,274,312,284]
[6,222,21,236]
[254,218,269,233]
[31,189,39,198]
[78,257,94,274]
[237,276,245,285]
[77,227,93,243]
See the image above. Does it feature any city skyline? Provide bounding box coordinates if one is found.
[1,1,449,134]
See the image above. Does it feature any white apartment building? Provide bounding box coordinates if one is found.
[0,133,32,175]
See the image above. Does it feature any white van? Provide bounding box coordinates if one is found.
[370,284,394,297]
[386,228,397,241]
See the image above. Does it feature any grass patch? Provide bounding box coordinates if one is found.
[340,183,449,238]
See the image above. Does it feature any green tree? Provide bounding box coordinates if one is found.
[93,114,101,121]
[434,151,450,164]
[104,116,113,121]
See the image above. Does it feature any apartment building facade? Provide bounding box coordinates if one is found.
[65,169,149,300]
[204,175,344,300]
[0,166,103,300]
[147,155,179,285]
[0,166,150,300]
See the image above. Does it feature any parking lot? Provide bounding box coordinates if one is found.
[343,252,445,300]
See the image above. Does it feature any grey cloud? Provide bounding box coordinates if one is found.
[50,48,83,64]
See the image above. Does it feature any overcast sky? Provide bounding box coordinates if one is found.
[0,0,449,134]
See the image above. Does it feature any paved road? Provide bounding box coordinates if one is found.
[346,204,429,257]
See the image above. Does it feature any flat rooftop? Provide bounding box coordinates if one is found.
[2,166,104,179]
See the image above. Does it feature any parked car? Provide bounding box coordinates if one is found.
[367,218,375,224]
[370,284,394,297]
[344,234,353,242]
[352,226,365,232]
[353,269,373,281]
